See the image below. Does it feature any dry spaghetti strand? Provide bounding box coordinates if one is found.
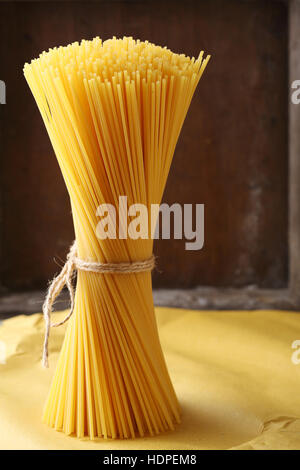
[24,36,210,439]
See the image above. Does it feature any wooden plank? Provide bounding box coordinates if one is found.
[0,286,295,320]
[0,0,288,290]
[289,0,300,302]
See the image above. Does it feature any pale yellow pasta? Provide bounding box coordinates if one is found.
[24,36,210,439]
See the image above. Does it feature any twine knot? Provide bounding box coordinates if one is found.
[42,241,155,368]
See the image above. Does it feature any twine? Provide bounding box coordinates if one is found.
[42,241,155,368]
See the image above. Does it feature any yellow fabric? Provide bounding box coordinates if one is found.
[0,307,300,450]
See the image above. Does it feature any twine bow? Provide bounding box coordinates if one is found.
[42,241,155,368]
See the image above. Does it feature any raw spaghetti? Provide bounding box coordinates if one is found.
[24,36,210,439]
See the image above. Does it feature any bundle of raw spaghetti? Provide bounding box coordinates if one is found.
[24,36,210,439]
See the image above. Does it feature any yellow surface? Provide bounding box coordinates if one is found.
[0,307,300,450]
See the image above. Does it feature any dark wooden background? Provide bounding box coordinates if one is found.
[0,0,288,291]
